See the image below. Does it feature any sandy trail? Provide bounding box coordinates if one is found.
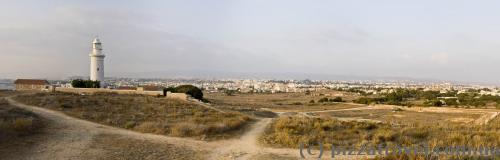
[5,97,298,160]
[209,118,297,160]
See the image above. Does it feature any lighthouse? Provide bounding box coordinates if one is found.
[89,38,105,87]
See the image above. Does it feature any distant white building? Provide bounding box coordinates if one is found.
[89,38,106,87]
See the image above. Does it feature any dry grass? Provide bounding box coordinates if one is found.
[261,116,500,151]
[319,109,482,125]
[0,97,47,159]
[205,91,364,111]
[0,90,15,97]
[0,98,45,142]
[14,92,252,140]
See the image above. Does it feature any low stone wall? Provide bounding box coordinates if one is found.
[166,92,189,100]
[53,87,189,101]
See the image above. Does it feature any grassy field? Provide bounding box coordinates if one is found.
[206,91,364,112]
[261,116,500,151]
[317,109,482,125]
[14,92,253,140]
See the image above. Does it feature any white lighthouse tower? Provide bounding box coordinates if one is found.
[89,37,105,87]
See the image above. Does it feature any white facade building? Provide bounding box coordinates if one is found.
[89,38,105,87]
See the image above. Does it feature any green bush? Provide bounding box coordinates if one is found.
[71,79,100,88]
[318,97,329,103]
[164,85,204,100]
[424,99,443,107]
[330,97,343,102]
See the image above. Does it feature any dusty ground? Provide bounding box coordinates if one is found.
[3,96,302,160]
[4,97,210,160]
[14,92,252,140]
[0,97,47,160]
[5,91,499,160]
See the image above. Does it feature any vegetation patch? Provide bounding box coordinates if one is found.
[261,116,500,151]
[353,88,500,108]
[14,92,252,140]
[165,85,205,101]
[71,79,101,88]
[0,98,45,143]
[205,91,361,110]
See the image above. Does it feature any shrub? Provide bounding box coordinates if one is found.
[170,123,196,137]
[12,118,33,132]
[166,85,204,100]
[124,121,136,129]
[71,79,100,88]
[60,103,72,108]
[330,97,343,102]
[318,97,329,103]
[424,99,443,107]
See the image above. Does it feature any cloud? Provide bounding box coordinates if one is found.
[2,1,500,83]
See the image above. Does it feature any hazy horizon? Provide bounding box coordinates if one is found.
[2,1,500,83]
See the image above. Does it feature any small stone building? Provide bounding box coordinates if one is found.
[14,79,50,91]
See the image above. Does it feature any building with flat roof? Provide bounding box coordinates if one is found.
[14,79,49,91]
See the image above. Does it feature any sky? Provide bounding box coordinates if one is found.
[1,0,500,83]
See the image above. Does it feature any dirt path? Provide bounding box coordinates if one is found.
[6,97,100,159]
[5,97,298,160]
[209,118,297,160]
[210,118,269,159]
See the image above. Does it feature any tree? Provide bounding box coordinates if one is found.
[305,90,311,95]
[162,87,176,96]
[330,97,343,102]
[425,99,443,107]
[169,85,203,100]
[318,97,329,103]
[164,87,176,92]
[444,98,459,106]
[71,79,100,88]
[224,89,236,96]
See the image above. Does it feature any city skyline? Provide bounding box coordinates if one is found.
[2,1,500,83]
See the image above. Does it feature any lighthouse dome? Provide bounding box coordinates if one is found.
[92,38,101,44]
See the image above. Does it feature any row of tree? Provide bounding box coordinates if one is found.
[71,79,100,88]
[353,88,500,107]
[317,97,344,103]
